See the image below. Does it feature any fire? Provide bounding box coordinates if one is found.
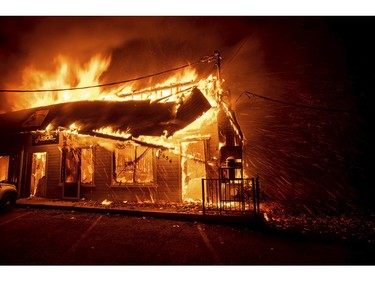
[101,199,112,206]
[11,53,222,147]
[16,55,112,110]
[11,53,233,204]
[11,54,204,111]
[69,123,80,131]
[93,126,132,139]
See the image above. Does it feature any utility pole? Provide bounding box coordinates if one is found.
[214,50,221,87]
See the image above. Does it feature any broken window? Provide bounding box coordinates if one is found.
[113,143,154,185]
[61,148,94,185]
[81,148,94,185]
[64,150,79,184]
[0,156,10,182]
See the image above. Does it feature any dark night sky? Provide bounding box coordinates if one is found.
[1,16,374,212]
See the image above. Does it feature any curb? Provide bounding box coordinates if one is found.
[16,201,264,228]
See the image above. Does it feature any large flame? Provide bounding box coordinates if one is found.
[19,53,223,151]
[11,54,202,111]
[17,55,112,109]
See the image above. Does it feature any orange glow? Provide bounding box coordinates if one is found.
[11,54,208,111]
[16,55,112,110]
[101,199,112,206]
[93,126,132,139]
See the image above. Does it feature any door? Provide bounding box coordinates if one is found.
[62,149,80,199]
[30,152,47,197]
[181,140,207,202]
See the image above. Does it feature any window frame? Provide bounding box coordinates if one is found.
[80,147,95,187]
[111,143,156,187]
[59,146,95,187]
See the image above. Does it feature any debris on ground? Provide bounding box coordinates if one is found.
[24,197,375,245]
[262,201,375,245]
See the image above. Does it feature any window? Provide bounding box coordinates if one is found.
[0,156,10,182]
[113,143,154,184]
[63,150,79,183]
[61,148,94,185]
[81,148,94,185]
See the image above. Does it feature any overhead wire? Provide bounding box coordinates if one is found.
[237,91,359,114]
[0,60,203,93]
[221,36,249,73]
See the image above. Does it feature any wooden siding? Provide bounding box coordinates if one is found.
[80,146,181,203]
[155,151,181,202]
[20,115,221,203]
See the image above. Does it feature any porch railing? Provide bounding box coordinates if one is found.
[201,177,260,217]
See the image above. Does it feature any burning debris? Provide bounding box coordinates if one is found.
[101,199,112,206]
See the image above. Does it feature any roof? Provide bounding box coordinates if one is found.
[0,87,211,138]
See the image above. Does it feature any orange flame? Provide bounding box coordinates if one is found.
[17,55,112,110]
[11,54,205,111]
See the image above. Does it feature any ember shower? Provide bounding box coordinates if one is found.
[0,16,373,213]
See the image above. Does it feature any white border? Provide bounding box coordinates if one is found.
[2,0,375,16]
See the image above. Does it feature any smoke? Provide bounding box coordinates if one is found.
[0,16,254,111]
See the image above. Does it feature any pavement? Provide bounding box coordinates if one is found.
[16,197,264,227]
[16,197,375,246]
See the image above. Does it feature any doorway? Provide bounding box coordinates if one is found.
[62,149,80,199]
[181,140,207,202]
[30,152,47,197]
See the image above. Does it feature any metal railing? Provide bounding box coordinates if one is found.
[201,177,260,216]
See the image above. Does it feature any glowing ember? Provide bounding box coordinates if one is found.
[101,199,112,206]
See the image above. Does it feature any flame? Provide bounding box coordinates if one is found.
[101,199,112,206]
[12,52,223,141]
[69,123,80,131]
[93,126,132,139]
[16,55,112,110]
[11,54,205,111]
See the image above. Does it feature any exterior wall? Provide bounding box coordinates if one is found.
[81,146,111,201]
[69,145,181,203]
[18,133,183,203]
[175,110,221,180]
[155,150,181,202]
[13,110,222,204]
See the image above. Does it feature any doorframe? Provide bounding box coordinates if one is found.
[29,151,48,197]
[180,138,209,201]
[62,148,81,200]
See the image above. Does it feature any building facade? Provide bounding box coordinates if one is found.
[0,84,243,205]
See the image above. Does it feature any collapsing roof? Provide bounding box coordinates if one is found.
[0,87,211,138]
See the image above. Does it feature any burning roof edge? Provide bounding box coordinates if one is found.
[0,87,211,139]
[221,102,244,145]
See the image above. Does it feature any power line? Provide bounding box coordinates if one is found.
[0,60,202,93]
[221,36,249,73]
[237,91,359,114]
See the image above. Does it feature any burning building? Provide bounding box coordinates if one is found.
[0,52,249,208]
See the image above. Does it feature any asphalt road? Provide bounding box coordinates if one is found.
[0,207,373,265]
